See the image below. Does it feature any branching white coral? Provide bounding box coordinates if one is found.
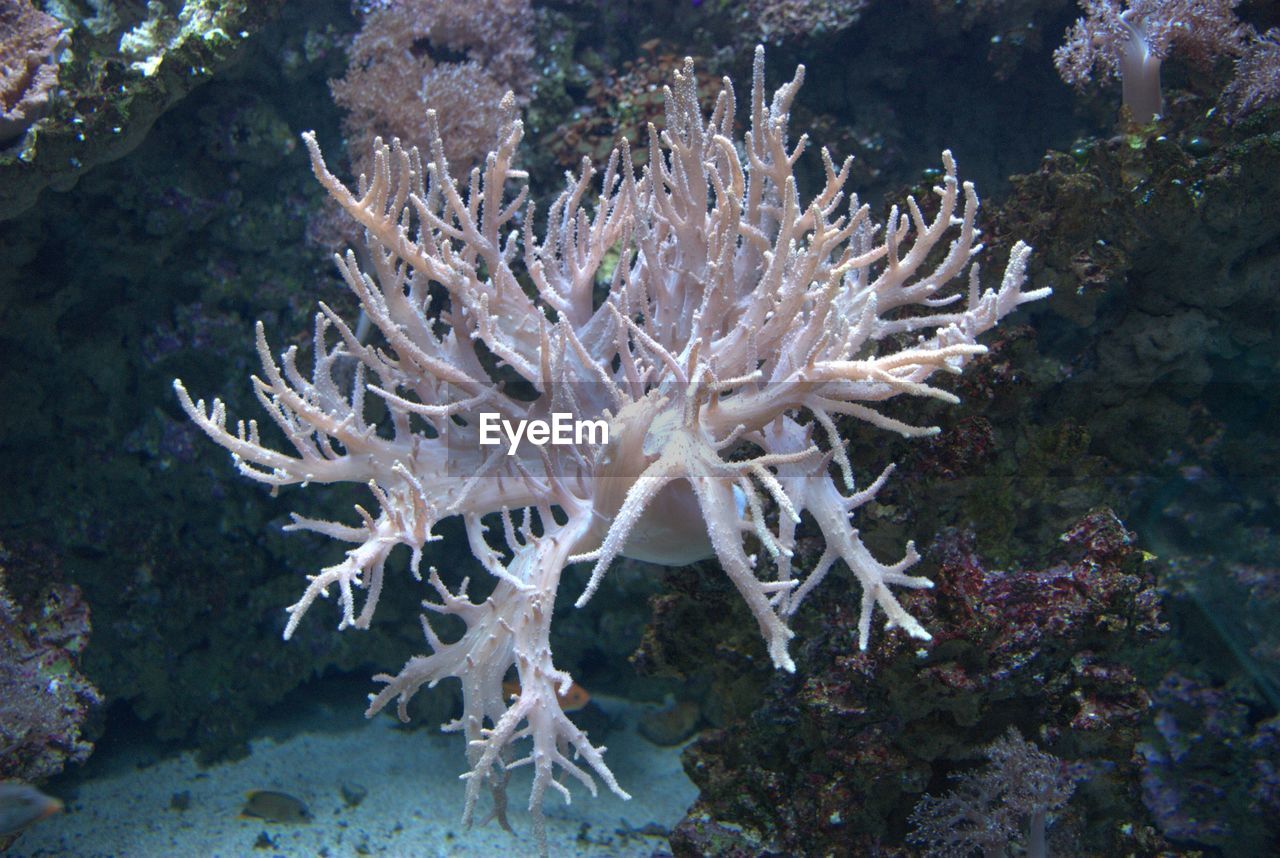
[173,47,1048,853]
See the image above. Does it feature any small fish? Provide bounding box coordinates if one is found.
[501,678,591,712]
[0,782,63,836]
[238,790,311,824]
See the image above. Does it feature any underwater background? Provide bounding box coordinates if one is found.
[2,0,1279,855]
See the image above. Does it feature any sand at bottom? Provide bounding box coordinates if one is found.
[11,692,696,857]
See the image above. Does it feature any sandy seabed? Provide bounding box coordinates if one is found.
[10,689,695,858]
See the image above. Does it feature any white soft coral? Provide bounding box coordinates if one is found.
[174,47,1047,853]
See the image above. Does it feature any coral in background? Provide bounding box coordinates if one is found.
[0,0,289,220]
[0,0,67,142]
[964,72,1280,854]
[667,510,1166,855]
[909,727,1077,858]
[1053,0,1280,122]
[984,97,1280,468]
[983,84,1280,735]
[0,541,102,783]
[1224,26,1280,116]
[330,0,534,179]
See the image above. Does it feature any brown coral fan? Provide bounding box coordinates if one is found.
[0,0,67,142]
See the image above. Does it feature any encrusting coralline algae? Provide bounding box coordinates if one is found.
[174,47,1048,854]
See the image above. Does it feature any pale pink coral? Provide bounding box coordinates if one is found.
[909,728,1076,858]
[1052,0,1280,122]
[176,49,1047,854]
[1224,27,1280,118]
[331,0,533,177]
